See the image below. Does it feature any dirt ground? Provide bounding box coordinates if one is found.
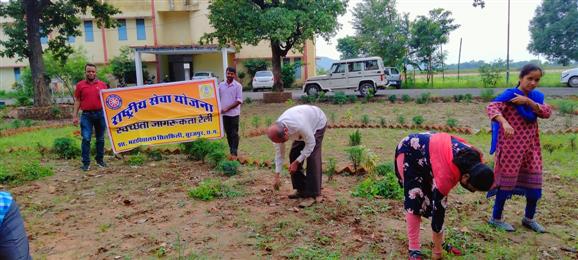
[11,152,578,259]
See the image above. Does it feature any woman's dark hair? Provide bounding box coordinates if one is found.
[516,63,543,86]
[453,147,494,191]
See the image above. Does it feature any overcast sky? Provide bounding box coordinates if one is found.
[316,0,544,63]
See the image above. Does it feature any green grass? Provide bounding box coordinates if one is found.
[405,71,564,89]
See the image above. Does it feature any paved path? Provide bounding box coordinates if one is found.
[1,87,575,105]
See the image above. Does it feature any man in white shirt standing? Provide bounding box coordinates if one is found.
[218,67,243,159]
[266,105,327,204]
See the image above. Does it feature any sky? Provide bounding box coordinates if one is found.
[316,0,544,64]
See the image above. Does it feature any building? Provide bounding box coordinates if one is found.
[0,0,316,91]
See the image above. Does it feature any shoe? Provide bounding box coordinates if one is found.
[96,161,107,168]
[288,191,304,199]
[81,165,90,171]
[522,217,545,233]
[298,197,316,208]
[408,250,423,260]
[488,218,516,232]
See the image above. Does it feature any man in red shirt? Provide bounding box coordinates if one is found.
[73,63,108,171]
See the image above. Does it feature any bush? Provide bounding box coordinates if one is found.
[53,137,81,159]
[374,163,394,176]
[347,94,357,103]
[147,150,163,161]
[388,95,397,103]
[333,91,347,105]
[181,139,225,163]
[352,173,402,200]
[23,119,33,127]
[127,153,146,166]
[207,149,227,168]
[412,115,425,126]
[480,89,495,102]
[188,178,242,201]
[281,63,297,89]
[446,118,458,127]
[360,114,370,125]
[397,115,405,124]
[349,130,361,146]
[479,60,504,87]
[415,92,431,104]
[10,119,22,129]
[558,101,576,115]
[16,96,32,107]
[453,94,464,102]
[401,94,412,102]
[464,94,473,103]
[345,146,366,174]
[217,160,241,176]
[244,97,253,104]
[243,59,269,79]
[18,161,53,183]
[379,117,386,127]
[325,158,336,180]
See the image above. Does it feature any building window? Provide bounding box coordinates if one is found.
[14,68,21,82]
[136,19,146,40]
[84,21,94,42]
[68,36,76,43]
[117,19,127,41]
[294,57,302,80]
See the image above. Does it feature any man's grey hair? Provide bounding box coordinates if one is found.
[274,121,285,139]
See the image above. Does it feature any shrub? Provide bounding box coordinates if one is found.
[388,95,397,103]
[401,94,412,102]
[480,89,495,102]
[207,149,227,168]
[415,92,431,104]
[188,178,242,201]
[127,153,146,166]
[453,94,464,102]
[281,63,297,89]
[181,139,213,161]
[352,173,402,200]
[360,114,370,125]
[325,158,336,180]
[374,163,394,176]
[345,146,366,174]
[217,160,241,176]
[412,115,424,126]
[397,115,405,124]
[558,101,576,115]
[251,116,260,129]
[16,96,32,106]
[147,150,163,161]
[18,161,53,183]
[11,119,22,129]
[479,60,504,87]
[379,117,386,127]
[347,94,357,103]
[333,91,347,105]
[51,106,62,118]
[244,97,253,104]
[265,117,273,127]
[53,137,81,159]
[349,130,362,146]
[464,94,473,103]
[446,118,458,127]
[23,119,34,127]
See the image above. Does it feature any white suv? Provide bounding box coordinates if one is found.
[561,68,578,88]
[303,56,389,96]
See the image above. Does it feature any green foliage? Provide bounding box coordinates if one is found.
[337,36,363,59]
[415,92,431,104]
[379,117,386,127]
[453,94,464,102]
[397,115,406,124]
[347,94,357,103]
[207,149,227,168]
[388,94,397,103]
[446,118,458,127]
[333,91,348,105]
[16,96,32,107]
[265,117,273,127]
[53,137,80,159]
[181,139,226,163]
[412,115,425,125]
[349,130,362,146]
[216,160,241,176]
[202,0,347,91]
[345,146,366,174]
[287,246,341,260]
[109,46,149,85]
[127,153,146,166]
[242,59,269,79]
[401,94,412,102]
[352,163,402,199]
[0,165,15,184]
[480,89,495,102]
[244,97,253,104]
[251,116,260,129]
[528,0,578,65]
[146,150,163,161]
[464,93,473,103]
[479,60,504,87]
[17,161,54,183]
[188,178,242,201]
[558,100,576,115]
[360,114,370,125]
[325,158,336,180]
[281,62,297,89]
[10,119,22,129]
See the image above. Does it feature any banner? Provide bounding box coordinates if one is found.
[100,79,223,153]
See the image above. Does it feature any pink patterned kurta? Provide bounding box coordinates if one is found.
[487,102,551,191]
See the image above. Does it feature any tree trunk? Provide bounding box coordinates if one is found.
[271,40,284,92]
[24,0,51,107]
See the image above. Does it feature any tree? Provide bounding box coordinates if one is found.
[0,0,120,107]
[408,8,459,85]
[528,0,578,66]
[202,0,347,92]
[336,36,364,59]
[109,46,149,86]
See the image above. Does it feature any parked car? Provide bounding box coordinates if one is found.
[302,56,389,97]
[252,70,274,91]
[561,68,578,88]
[192,71,217,80]
[384,67,402,89]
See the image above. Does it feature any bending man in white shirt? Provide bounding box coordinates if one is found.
[266,105,327,203]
